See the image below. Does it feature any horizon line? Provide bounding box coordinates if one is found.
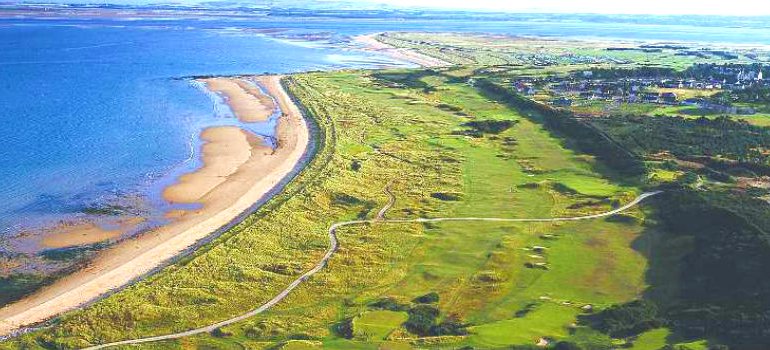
[5,1,770,18]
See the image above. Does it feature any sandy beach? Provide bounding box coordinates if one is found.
[201,78,276,123]
[353,33,451,68]
[162,126,262,204]
[0,75,310,336]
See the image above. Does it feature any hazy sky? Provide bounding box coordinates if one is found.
[358,0,770,16]
[23,0,770,16]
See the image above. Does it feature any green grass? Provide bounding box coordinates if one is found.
[631,328,670,350]
[4,70,652,349]
[648,168,682,182]
[375,32,744,69]
[671,339,710,350]
[352,311,408,340]
[735,114,770,127]
[469,303,577,347]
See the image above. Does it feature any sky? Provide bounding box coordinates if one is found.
[358,0,770,16]
[16,0,770,16]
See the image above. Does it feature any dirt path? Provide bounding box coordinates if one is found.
[82,190,661,349]
[376,180,396,221]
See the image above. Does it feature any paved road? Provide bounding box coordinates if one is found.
[82,190,661,349]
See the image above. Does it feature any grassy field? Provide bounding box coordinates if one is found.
[5,70,656,349]
[375,32,751,70]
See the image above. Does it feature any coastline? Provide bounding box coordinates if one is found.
[353,33,451,68]
[162,126,261,205]
[0,75,311,336]
[200,78,276,123]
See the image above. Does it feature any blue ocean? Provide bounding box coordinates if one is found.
[1,14,769,238]
[0,19,411,237]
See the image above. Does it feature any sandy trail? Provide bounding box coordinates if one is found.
[353,33,451,68]
[0,75,310,337]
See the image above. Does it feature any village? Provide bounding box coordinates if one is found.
[509,63,769,115]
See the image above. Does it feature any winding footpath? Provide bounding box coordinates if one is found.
[81,188,661,349]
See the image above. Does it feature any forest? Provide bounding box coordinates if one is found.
[591,115,770,173]
[572,189,770,348]
[654,189,770,347]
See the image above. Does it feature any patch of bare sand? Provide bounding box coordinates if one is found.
[40,218,144,250]
[0,75,310,336]
[353,33,451,68]
[163,126,261,204]
[201,78,276,122]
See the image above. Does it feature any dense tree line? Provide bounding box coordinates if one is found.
[579,67,677,79]
[652,190,770,347]
[682,63,764,81]
[591,115,770,173]
[579,300,662,338]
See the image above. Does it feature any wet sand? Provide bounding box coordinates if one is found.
[0,75,310,336]
[40,218,144,249]
[163,126,261,204]
[353,33,451,68]
[41,222,120,249]
[201,78,276,122]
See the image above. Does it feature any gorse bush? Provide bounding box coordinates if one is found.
[413,292,440,304]
[404,304,440,336]
[580,300,662,338]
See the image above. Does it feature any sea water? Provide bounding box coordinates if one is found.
[0,19,409,237]
[1,14,769,239]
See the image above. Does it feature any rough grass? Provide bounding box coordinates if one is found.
[631,328,670,349]
[352,311,408,340]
